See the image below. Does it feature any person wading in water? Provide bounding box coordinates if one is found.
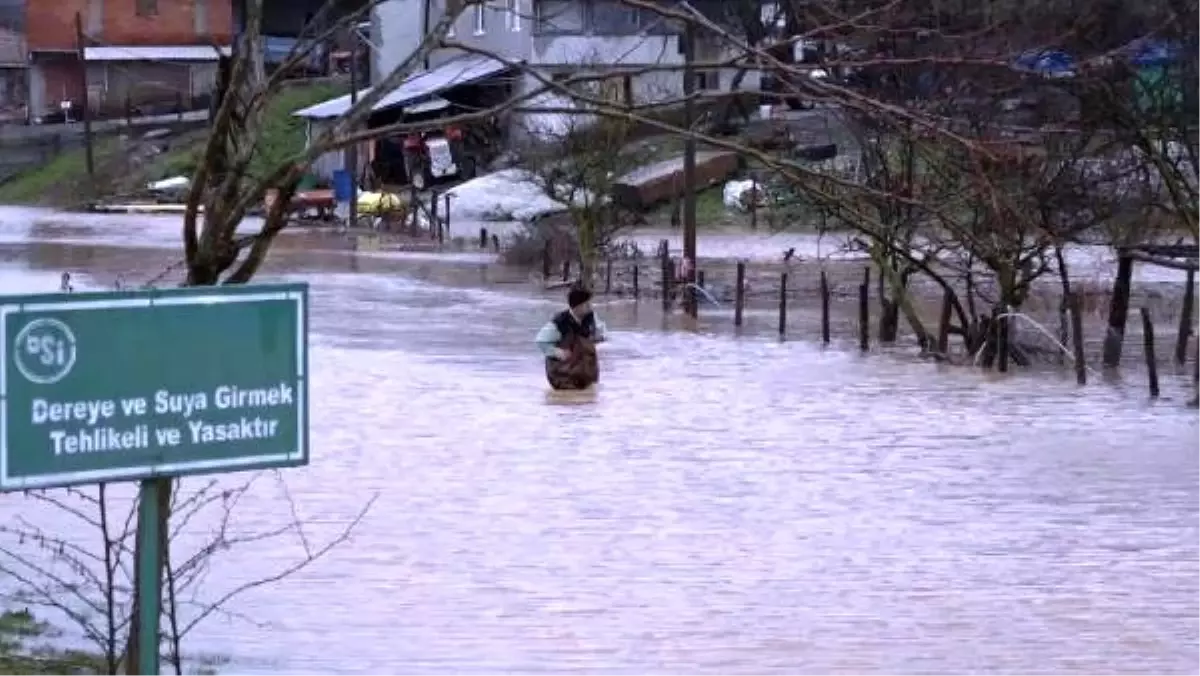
[535,286,608,390]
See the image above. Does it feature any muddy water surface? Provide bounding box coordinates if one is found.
[0,207,1196,674]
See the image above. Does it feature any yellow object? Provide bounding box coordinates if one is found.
[356,191,403,215]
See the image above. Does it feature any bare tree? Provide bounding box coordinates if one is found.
[1,474,374,674]
[496,0,1194,364]
[511,67,663,283]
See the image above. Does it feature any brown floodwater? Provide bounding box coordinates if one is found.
[0,207,1196,674]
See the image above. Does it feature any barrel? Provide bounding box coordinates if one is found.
[332,169,353,203]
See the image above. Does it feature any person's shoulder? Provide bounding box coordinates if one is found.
[550,309,572,325]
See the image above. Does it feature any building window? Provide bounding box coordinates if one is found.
[136,0,158,17]
[506,0,522,31]
[696,71,720,91]
[474,3,486,34]
[535,0,584,34]
[591,0,640,35]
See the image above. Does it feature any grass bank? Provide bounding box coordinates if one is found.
[0,81,345,208]
[645,185,742,227]
[136,81,344,185]
[0,139,121,206]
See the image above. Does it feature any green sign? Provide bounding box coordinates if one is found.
[0,283,309,491]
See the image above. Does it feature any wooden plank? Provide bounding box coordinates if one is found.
[612,151,740,209]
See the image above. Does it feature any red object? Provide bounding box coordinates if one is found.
[445,125,464,141]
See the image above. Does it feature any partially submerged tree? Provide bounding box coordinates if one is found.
[513,73,659,283]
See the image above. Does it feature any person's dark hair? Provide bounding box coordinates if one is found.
[567,286,593,308]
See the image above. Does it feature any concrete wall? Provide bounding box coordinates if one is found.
[305,118,370,181]
[372,0,531,83]
[371,0,426,83]
[307,119,343,180]
[433,0,531,67]
[0,25,23,64]
[531,34,759,103]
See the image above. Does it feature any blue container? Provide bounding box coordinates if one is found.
[332,169,353,203]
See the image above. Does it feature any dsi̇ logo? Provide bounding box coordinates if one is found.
[13,318,77,385]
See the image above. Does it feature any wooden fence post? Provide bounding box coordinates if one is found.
[1175,268,1195,365]
[734,261,745,327]
[1142,307,1160,397]
[778,273,788,337]
[858,268,870,351]
[819,269,831,344]
[1069,293,1087,385]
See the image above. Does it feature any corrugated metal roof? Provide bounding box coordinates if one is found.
[293,54,513,119]
[84,45,232,62]
[404,96,451,115]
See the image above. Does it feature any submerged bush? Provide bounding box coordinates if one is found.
[0,609,106,675]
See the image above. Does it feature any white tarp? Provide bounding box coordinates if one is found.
[722,179,763,212]
[446,169,570,223]
[519,92,597,141]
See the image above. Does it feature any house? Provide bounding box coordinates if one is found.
[24,0,234,120]
[292,0,760,186]
[369,0,757,112]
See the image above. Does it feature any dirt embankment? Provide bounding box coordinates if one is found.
[0,127,209,208]
[0,81,345,209]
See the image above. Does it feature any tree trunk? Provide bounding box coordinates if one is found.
[872,247,904,343]
[576,213,596,286]
[877,266,902,343]
[878,259,929,348]
[1102,253,1134,367]
[714,67,752,129]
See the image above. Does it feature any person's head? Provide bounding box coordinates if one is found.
[567,286,593,316]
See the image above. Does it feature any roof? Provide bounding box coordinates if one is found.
[293,54,513,119]
[84,45,232,62]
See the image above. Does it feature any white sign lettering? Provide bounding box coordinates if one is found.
[30,382,294,455]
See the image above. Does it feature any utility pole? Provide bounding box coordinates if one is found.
[346,38,359,229]
[74,12,94,178]
[681,13,698,318]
